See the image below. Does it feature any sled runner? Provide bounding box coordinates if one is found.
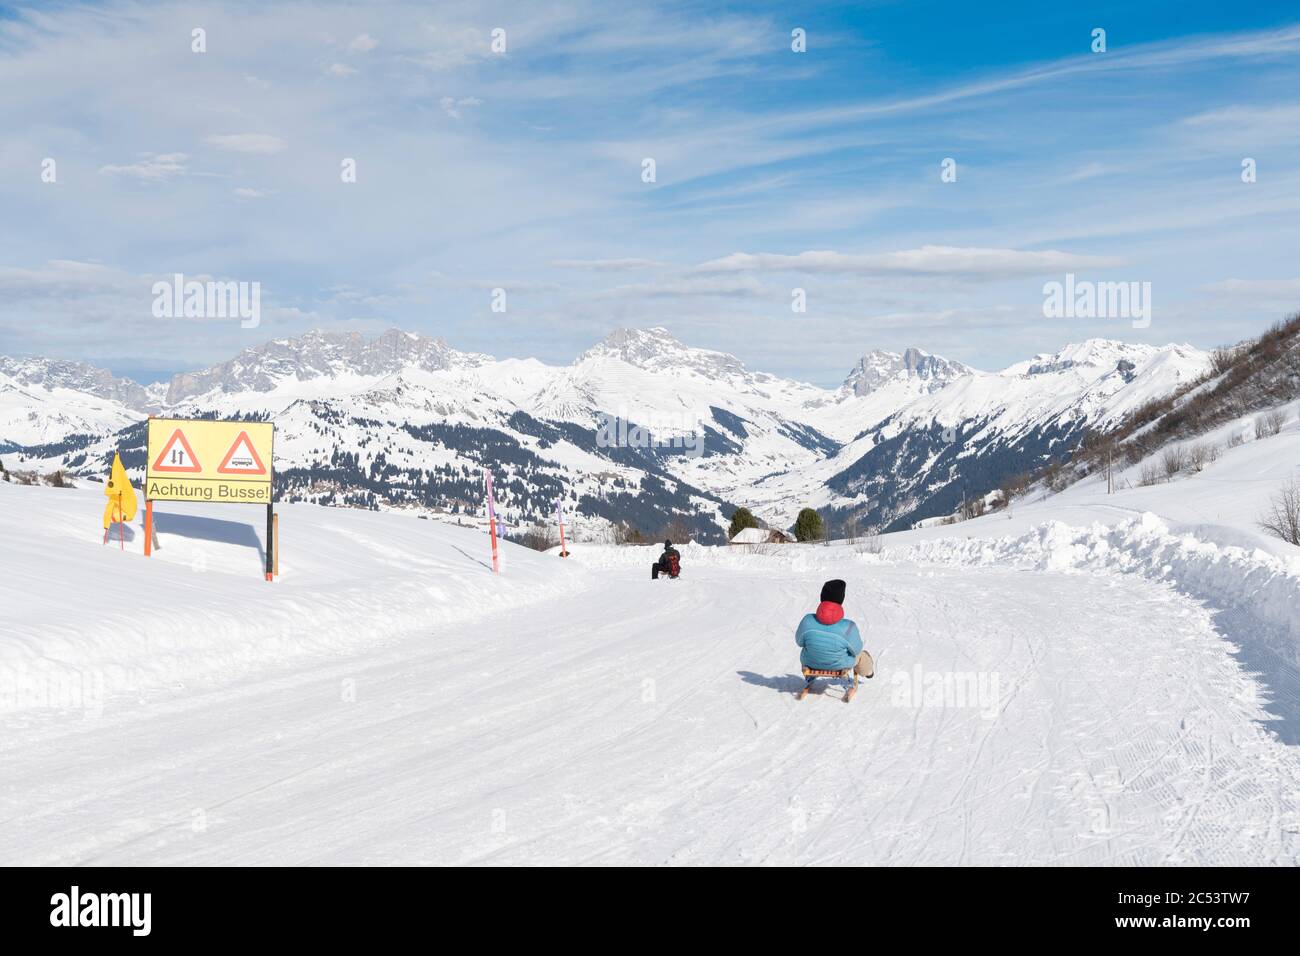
[797,666,858,702]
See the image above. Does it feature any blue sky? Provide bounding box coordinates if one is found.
[2,0,1299,385]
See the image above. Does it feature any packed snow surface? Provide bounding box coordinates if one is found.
[3,470,1299,865]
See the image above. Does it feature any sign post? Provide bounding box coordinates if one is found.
[145,418,275,580]
[265,503,274,582]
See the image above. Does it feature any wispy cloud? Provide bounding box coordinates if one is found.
[348,33,379,53]
[204,133,287,155]
[98,152,188,181]
[694,247,1123,279]
[439,95,481,119]
[551,258,668,271]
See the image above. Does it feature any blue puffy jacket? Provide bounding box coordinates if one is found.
[795,603,863,670]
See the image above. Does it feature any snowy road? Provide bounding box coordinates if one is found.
[5,555,1298,866]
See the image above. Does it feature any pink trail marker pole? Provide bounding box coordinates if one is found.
[485,470,500,574]
[556,497,568,557]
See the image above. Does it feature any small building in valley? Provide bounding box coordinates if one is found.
[729,527,793,545]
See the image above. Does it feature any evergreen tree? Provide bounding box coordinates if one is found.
[728,506,758,539]
[794,507,824,542]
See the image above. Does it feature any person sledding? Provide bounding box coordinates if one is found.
[795,579,873,699]
[652,539,681,579]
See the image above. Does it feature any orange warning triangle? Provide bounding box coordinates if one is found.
[152,428,202,473]
[217,430,267,475]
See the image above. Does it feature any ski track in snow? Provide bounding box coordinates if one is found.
[4,529,1299,865]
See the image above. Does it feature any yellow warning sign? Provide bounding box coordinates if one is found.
[145,418,274,503]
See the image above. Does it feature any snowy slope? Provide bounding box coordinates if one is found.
[0,483,587,699]
[2,425,1299,864]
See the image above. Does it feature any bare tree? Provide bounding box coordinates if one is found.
[658,517,693,544]
[1258,478,1300,546]
[1162,445,1188,478]
[613,522,647,545]
[1255,409,1287,439]
[856,534,884,555]
[1000,471,1031,508]
[1187,443,1216,473]
[843,514,860,544]
[516,524,558,552]
[1210,345,1237,376]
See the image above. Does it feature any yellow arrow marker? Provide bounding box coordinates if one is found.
[102,451,138,528]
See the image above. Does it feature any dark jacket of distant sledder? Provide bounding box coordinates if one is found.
[795,580,863,670]
[652,540,681,579]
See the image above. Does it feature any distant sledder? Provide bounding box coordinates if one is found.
[651,539,681,579]
[795,579,874,702]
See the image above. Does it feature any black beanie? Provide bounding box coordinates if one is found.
[820,579,846,605]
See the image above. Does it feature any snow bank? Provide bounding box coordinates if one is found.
[900,512,1300,655]
[563,539,887,574]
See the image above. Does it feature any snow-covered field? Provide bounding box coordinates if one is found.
[3,411,1299,865]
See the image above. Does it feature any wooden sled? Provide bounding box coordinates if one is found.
[797,666,859,703]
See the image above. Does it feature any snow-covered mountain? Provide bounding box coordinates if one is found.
[164,329,493,403]
[802,339,1209,530]
[0,328,1211,538]
[0,357,162,449]
[0,356,164,408]
[840,347,972,397]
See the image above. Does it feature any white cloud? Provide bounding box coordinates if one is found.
[439,95,482,119]
[98,152,188,181]
[204,133,287,155]
[1200,277,1300,306]
[1058,162,1107,184]
[594,275,767,300]
[233,187,276,199]
[551,258,667,271]
[348,33,379,53]
[326,62,358,78]
[404,25,491,72]
[0,259,136,295]
[693,246,1124,279]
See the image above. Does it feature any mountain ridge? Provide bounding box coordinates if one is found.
[1,326,1210,539]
